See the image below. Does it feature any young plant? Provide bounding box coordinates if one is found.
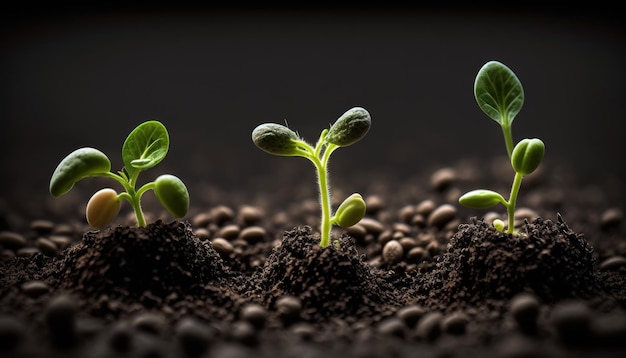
[50,120,189,228]
[252,107,371,247]
[458,61,545,234]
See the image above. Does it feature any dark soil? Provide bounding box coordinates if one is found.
[1,158,625,358]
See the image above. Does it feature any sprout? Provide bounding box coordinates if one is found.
[459,60,545,234]
[50,120,189,228]
[252,107,371,247]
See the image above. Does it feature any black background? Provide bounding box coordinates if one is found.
[1,7,624,219]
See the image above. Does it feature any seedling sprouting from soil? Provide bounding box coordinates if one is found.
[458,61,545,234]
[252,107,371,247]
[50,120,189,228]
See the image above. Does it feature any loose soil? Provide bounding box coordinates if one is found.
[1,157,625,358]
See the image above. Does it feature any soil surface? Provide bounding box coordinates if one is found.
[1,157,625,358]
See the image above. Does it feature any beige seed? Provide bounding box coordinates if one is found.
[382,240,404,264]
[427,204,457,229]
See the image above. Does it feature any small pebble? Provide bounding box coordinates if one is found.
[49,235,72,249]
[396,305,426,328]
[231,321,257,346]
[290,322,316,341]
[36,237,58,257]
[132,313,166,335]
[398,205,416,223]
[45,295,77,349]
[275,296,302,325]
[430,167,457,191]
[238,205,263,226]
[509,293,540,334]
[211,238,234,256]
[514,208,539,222]
[599,256,626,271]
[239,226,266,244]
[427,204,457,229]
[216,225,240,240]
[0,232,27,250]
[415,311,443,342]
[365,195,385,214]
[210,206,235,225]
[240,303,267,330]
[21,280,50,298]
[600,208,623,229]
[192,213,212,228]
[345,224,367,238]
[376,317,406,338]
[441,311,469,335]
[406,247,429,262]
[359,218,384,235]
[16,247,39,257]
[193,228,211,241]
[382,240,404,265]
[416,200,436,216]
[176,317,213,358]
[30,219,55,233]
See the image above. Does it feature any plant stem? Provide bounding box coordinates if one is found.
[501,123,514,158]
[506,172,523,234]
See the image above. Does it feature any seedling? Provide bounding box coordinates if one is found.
[458,61,545,234]
[50,120,189,228]
[252,107,371,247]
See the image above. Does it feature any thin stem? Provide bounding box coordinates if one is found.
[506,172,524,234]
[102,171,146,227]
[501,123,514,158]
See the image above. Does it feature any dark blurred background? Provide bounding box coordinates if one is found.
[1,7,624,221]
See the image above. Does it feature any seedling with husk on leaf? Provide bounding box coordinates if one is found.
[50,120,189,228]
[252,107,371,247]
[458,61,545,234]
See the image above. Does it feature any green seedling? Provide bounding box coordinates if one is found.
[252,107,371,247]
[459,61,545,234]
[473,60,524,158]
[50,120,189,228]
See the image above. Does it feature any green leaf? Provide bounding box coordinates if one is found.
[122,120,169,177]
[511,138,545,175]
[325,107,371,147]
[333,193,366,228]
[154,174,189,218]
[474,61,524,127]
[251,123,301,156]
[50,147,111,197]
[458,189,506,209]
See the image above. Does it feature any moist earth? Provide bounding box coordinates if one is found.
[1,158,625,358]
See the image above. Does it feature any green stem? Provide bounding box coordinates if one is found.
[506,171,523,234]
[501,123,514,158]
[102,171,147,227]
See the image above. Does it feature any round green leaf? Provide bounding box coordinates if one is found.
[154,174,189,218]
[511,138,545,175]
[458,189,506,209]
[50,147,111,197]
[122,120,169,176]
[252,123,301,156]
[474,61,524,127]
[333,193,366,228]
[325,107,371,147]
